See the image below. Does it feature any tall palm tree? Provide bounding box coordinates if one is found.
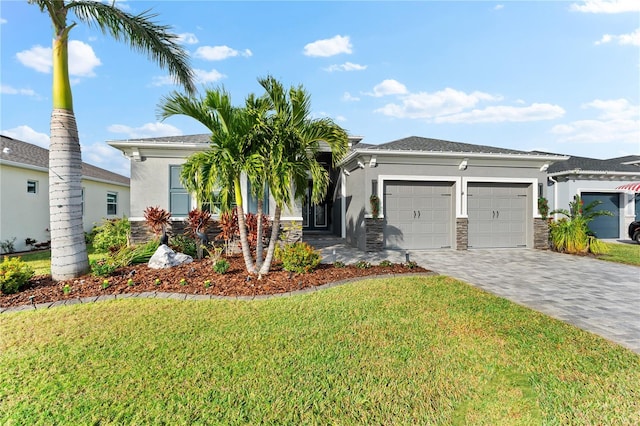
[158,89,264,274]
[30,0,195,280]
[255,76,349,276]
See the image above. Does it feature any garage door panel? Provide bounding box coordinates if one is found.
[384,181,453,249]
[581,193,619,238]
[468,183,528,248]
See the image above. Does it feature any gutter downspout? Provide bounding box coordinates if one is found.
[549,176,558,221]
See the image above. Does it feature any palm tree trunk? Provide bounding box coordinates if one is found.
[259,205,282,277]
[49,108,90,280]
[255,198,264,271]
[234,178,256,274]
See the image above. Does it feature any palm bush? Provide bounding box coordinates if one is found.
[549,195,611,255]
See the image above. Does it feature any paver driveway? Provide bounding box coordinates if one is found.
[311,236,640,354]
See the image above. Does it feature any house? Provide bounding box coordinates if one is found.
[546,154,640,239]
[0,135,130,252]
[109,134,567,251]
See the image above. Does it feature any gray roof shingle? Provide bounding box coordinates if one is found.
[547,154,640,174]
[109,134,212,144]
[1,135,130,185]
[362,136,546,155]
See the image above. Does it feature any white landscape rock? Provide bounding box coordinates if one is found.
[148,244,193,269]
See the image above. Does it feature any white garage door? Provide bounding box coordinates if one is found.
[384,181,453,249]
[468,183,528,248]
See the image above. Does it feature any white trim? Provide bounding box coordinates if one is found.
[340,171,347,238]
[462,177,539,218]
[378,175,461,219]
[280,216,303,221]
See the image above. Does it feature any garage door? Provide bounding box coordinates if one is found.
[581,193,619,239]
[468,183,528,248]
[383,181,453,249]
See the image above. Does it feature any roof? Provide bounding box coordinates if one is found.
[362,136,553,156]
[608,155,640,165]
[0,135,130,186]
[108,134,212,145]
[547,154,640,174]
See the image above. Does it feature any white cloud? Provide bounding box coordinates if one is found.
[494,4,504,10]
[16,40,101,76]
[152,68,225,87]
[325,62,367,72]
[335,115,347,122]
[194,45,252,61]
[595,28,640,46]
[375,87,500,118]
[1,84,37,97]
[2,125,50,148]
[107,122,182,139]
[342,92,360,102]
[435,103,565,124]
[81,142,130,176]
[176,33,199,45]
[303,35,352,57]
[367,79,408,97]
[551,98,639,144]
[570,0,640,13]
[0,18,7,24]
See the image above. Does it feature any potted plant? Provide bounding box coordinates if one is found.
[370,194,380,219]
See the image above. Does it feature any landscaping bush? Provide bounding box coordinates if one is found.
[276,242,321,274]
[113,240,160,266]
[170,235,197,257]
[93,218,130,253]
[212,258,230,274]
[0,257,34,294]
[90,258,118,277]
[143,206,172,237]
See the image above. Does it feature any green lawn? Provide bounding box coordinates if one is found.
[600,242,640,266]
[1,277,638,424]
[5,245,104,275]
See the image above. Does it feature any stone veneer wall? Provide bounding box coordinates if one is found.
[365,218,384,252]
[129,220,220,245]
[279,220,303,244]
[456,218,468,250]
[534,218,549,250]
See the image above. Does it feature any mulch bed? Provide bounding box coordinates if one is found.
[1,256,429,309]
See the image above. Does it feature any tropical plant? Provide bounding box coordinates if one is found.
[28,0,194,280]
[370,195,381,219]
[216,209,239,256]
[549,195,613,254]
[276,242,321,274]
[185,209,212,259]
[538,197,549,220]
[0,238,16,254]
[212,259,230,274]
[169,234,197,257]
[253,76,349,277]
[143,206,172,238]
[92,217,130,253]
[0,257,34,295]
[158,88,264,273]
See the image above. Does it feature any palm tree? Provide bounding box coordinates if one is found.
[157,88,264,274]
[255,76,349,277]
[29,0,195,280]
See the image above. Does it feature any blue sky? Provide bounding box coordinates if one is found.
[1,0,638,177]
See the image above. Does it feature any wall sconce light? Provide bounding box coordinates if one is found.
[343,169,350,176]
[540,163,549,172]
[369,156,377,167]
[458,159,468,170]
[357,161,365,169]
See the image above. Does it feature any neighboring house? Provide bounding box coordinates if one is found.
[0,135,130,252]
[546,154,640,239]
[109,134,566,251]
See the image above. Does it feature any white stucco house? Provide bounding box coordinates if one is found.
[546,154,640,240]
[0,135,130,253]
[108,134,567,251]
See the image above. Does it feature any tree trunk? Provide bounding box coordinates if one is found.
[255,197,264,271]
[259,205,282,277]
[49,108,90,280]
[234,178,256,274]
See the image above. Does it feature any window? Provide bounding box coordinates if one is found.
[107,192,118,215]
[248,181,269,215]
[169,165,190,216]
[27,180,38,194]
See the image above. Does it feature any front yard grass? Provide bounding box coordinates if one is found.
[600,242,640,266]
[1,276,638,424]
[5,245,103,275]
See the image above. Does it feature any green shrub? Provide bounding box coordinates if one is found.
[213,259,230,274]
[354,260,371,269]
[0,237,17,254]
[90,258,118,277]
[379,260,393,267]
[93,218,130,253]
[277,242,321,274]
[110,240,160,267]
[170,234,197,257]
[334,261,345,268]
[0,257,34,294]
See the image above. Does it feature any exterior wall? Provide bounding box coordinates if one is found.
[343,162,368,250]
[129,157,179,220]
[0,163,129,252]
[548,177,635,239]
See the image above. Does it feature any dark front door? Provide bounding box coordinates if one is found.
[302,183,329,231]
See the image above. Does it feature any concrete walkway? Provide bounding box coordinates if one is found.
[308,235,640,354]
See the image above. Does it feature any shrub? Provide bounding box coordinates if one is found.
[216,209,238,255]
[90,258,118,277]
[379,260,393,267]
[538,197,549,220]
[354,260,371,269]
[213,258,230,274]
[143,206,172,237]
[0,257,34,294]
[93,218,130,253]
[334,261,345,268]
[370,195,380,219]
[277,242,321,274]
[0,238,16,254]
[170,234,197,257]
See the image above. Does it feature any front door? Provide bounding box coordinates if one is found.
[302,183,329,231]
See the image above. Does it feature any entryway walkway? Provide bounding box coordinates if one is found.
[306,235,640,354]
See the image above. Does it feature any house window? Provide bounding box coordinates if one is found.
[169,165,190,216]
[107,192,118,215]
[27,180,38,194]
[248,182,269,215]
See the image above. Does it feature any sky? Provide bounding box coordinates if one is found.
[1,0,639,178]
